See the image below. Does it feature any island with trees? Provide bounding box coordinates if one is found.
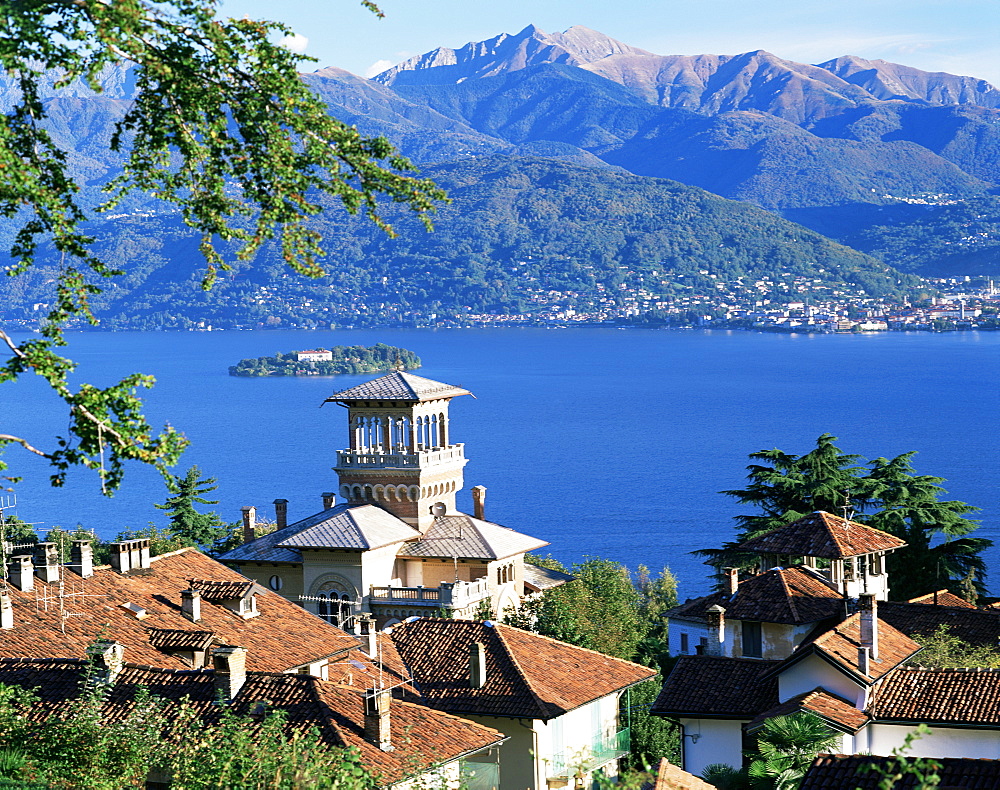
[228,343,420,377]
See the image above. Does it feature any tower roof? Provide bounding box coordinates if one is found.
[399,514,549,561]
[738,511,906,559]
[324,371,471,404]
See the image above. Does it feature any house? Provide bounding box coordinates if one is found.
[800,753,1000,789]
[383,617,657,790]
[221,372,562,627]
[297,349,334,363]
[0,643,506,789]
[0,538,361,676]
[655,511,1000,775]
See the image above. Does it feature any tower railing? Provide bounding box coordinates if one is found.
[335,444,465,469]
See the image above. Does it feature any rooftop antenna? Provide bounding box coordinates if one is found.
[841,492,855,525]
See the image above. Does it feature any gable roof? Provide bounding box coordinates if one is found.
[801,753,1000,789]
[746,688,869,734]
[878,600,1000,647]
[782,613,921,683]
[0,656,504,786]
[651,656,779,719]
[738,512,906,559]
[908,590,976,608]
[668,567,845,626]
[0,548,359,673]
[652,758,716,790]
[389,618,655,720]
[325,371,471,403]
[869,666,1000,727]
[219,504,421,562]
[400,514,549,561]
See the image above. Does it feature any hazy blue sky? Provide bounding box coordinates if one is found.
[218,0,1000,85]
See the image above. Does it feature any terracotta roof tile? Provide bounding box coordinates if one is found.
[653,759,715,790]
[0,657,504,786]
[879,601,1000,647]
[870,666,1000,726]
[907,590,976,608]
[147,629,214,651]
[801,753,1000,789]
[738,512,906,559]
[746,689,868,733]
[186,578,256,601]
[651,656,779,718]
[669,567,844,626]
[804,614,921,682]
[389,618,655,720]
[0,548,359,673]
[325,372,471,403]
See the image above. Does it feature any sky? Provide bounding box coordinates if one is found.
[217,0,1000,86]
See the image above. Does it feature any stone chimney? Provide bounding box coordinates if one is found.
[273,499,288,529]
[322,492,336,510]
[8,555,33,592]
[471,486,486,521]
[725,567,739,596]
[706,605,726,657]
[241,506,257,545]
[181,588,202,623]
[469,641,487,688]
[109,542,131,574]
[213,646,247,702]
[86,640,125,685]
[364,688,392,751]
[33,542,59,584]
[859,593,878,660]
[0,591,12,630]
[69,540,94,578]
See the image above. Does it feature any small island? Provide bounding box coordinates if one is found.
[229,344,421,377]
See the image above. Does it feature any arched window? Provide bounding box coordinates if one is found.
[316,583,356,630]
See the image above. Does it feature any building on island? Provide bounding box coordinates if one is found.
[296,348,334,363]
[221,371,561,627]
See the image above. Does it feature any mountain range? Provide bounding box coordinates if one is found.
[2,24,999,326]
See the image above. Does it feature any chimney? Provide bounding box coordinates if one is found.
[364,688,392,751]
[33,542,59,584]
[181,588,202,623]
[0,591,12,630]
[132,539,151,570]
[273,499,288,529]
[8,555,33,592]
[857,647,870,676]
[469,641,487,688]
[706,605,726,657]
[241,506,257,545]
[471,486,486,521]
[322,492,336,510]
[213,646,247,702]
[358,614,378,657]
[69,540,94,578]
[725,567,739,596]
[109,541,132,574]
[86,640,125,685]
[859,593,878,660]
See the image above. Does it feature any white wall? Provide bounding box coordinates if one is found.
[868,724,1000,759]
[778,654,864,706]
[679,718,745,777]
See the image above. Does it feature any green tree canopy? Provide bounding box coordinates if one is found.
[0,0,445,493]
[701,434,989,601]
[154,465,233,549]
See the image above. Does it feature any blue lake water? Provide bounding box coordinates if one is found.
[3,328,998,598]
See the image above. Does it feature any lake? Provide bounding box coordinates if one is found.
[3,328,998,599]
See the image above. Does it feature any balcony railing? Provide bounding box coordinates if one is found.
[335,444,465,469]
[549,728,631,778]
[369,577,491,609]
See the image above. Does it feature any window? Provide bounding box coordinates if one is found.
[868,554,883,575]
[268,575,283,591]
[680,633,689,654]
[316,587,355,630]
[742,620,763,658]
[844,557,856,582]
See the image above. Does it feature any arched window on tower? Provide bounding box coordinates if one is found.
[316,584,356,631]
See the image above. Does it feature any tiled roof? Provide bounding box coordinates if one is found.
[746,689,868,733]
[276,504,420,551]
[651,657,779,718]
[879,601,1000,647]
[652,758,715,790]
[400,515,548,561]
[187,578,256,601]
[522,563,575,593]
[147,629,214,651]
[870,666,1000,726]
[801,753,1000,789]
[389,618,655,720]
[738,512,906,559]
[217,520,305,563]
[0,548,360,673]
[798,613,921,682]
[0,657,504,786]
[907,590,976,608]
[668,567,844,626]
[325,372,471,403]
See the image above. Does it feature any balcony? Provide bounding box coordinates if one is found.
[549,728,630,778]
[369,577,491,609]
[335,444,465,470]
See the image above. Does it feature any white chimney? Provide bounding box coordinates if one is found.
[0,591,12,630]
[181,588,202,623]
[33,542,59,584]
[8,555,33,592]
[859,593,878,660]
[70,540,94,578]
[213,646,248,702]
[86,640,125,685]
[469,641,487,688]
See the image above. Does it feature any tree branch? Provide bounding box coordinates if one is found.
[0,435,50,458]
